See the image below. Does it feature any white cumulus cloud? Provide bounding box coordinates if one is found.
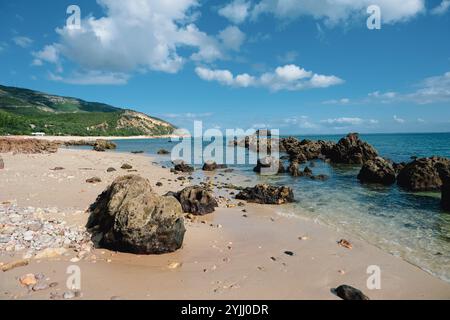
[251,0,425,25]
[195,64,343,91]
[218,0,251,24]
[33,0,239,84]
[218,26,246,51]
[431,0,450,15]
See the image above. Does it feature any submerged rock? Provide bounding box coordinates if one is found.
[168,186,218,215]
[397,156,450,191]
[310,174,329,181]
[335,285,369,300]
[253,156,285,175]
[303,166,313,177]
[86,175,186,254]
[236,184,295,205]
[157,149,170,155]
[357,157,396,185]
[326,133,378,164]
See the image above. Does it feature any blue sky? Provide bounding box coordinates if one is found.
[1,0,450,134]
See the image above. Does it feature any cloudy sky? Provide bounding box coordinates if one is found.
[1,0,450,134]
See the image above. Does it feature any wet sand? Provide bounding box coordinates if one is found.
[1,149,450,300]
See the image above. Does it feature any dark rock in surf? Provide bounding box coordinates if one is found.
[438,165,450,211]
[253,156,285,175]
[397,156,450,191]
[326,133,378,164]
[357,157,396,185]
[157,149,170,155]
[288,161,301,177]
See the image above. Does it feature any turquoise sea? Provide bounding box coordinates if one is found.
[94,132,450,282]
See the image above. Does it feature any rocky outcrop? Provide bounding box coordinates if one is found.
[393,162,406,175]
[281,137,335,163]
[202,161,228,171]
[253,156,285,175]
[437,165,450,211]
[0,138,59,154]
[230,130,282,153]
[326,133,378,164]
[236,184,295,205]
[335,285,369,300]
[93,139,117,152]
[357,157,396,185]
[0,156,3,169]
[397,157,450,192]
[173,160,194,173]
[168,186,218,215]
[86,175,185,254]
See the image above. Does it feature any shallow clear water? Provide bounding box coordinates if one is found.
[103,132,450,282]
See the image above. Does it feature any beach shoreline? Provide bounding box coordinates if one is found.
[1,148,450,300]
[3,135,187,142]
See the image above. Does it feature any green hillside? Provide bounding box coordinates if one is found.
[0,84,176,136]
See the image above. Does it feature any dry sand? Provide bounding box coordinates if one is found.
[1,149,450,300]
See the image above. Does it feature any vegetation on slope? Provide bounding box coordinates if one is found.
[0,85,175,136]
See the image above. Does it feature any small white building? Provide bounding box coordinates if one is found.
[31,132,46,137]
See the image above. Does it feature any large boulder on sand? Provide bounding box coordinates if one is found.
[397,157,450,192]
[357,157,396,185]
[326,133,378,164]
[86,175,186,254]
[253,156,285,175]
[236,184,295,205]
[168,186,218,215]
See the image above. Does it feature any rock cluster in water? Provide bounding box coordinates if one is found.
[325,133,379,165]
[397,157,450,191]
[357,157,396,185]
[86,175,186,254]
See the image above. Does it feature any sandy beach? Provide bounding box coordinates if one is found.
[1,148,450,300]
[5,135,187,142]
